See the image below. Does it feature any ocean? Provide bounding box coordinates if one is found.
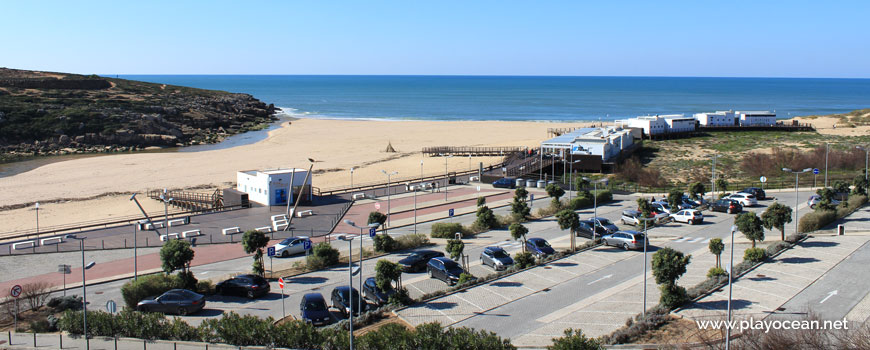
[116,75,870,121]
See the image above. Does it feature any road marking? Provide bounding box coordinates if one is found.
[674,237,689,242]
[535,274,644,323]
[820,290,838,304]
[452,293,484,311]
[689,237,704,243]
[587,274,613,285]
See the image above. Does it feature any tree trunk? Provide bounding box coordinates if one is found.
[715,254,720,269]
[751,240,756,249]
[780,228,785,241]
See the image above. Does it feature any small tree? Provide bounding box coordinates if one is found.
[546,183,565,209]
[368,211,387,226]
[761,202,793,241]
[159,239,195,275]
[667,189,684,212]
[708,238,724,269]
[511,187,531,220]
[651,247,692,309]
[735,212,764,248]
[715,178,728,195]
[832,180,851,198]
[556,209,580,251]
[242,230,270,277]
[375,259,403,290]
[509,223,529,253]
[689,182,705,200]
[815,188,837,211]
[636,197,653,218]
[446,238,464,261]
[852,175,868,196]
[474,205,498,230]
[548,328,604,350]
[476,196,486,207]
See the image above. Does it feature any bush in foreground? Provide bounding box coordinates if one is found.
[121,274,185,309]
[431,222,466,238]
[548,328,604,350]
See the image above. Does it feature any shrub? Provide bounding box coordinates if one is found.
[431,222,465,238]
[373,234,397,252]
[367,211,387,226]
[196,280,215,295]
[22,281,51,311]
[568,196,592,210]
[30,319,54,332]
[765,241,791,257]
[47,295,83,312]
[743,247,766,263]
[548,328,604,350]
[595,190,613,203]
[388,287,413,306]
[707,267,727,278]
[305,242,340,270]
[176,271,198,290]
[798,209,837,233]
[659,284,689,310]
[514,252,535,269]
[395,233,429,250]
[120,274,184,308]
[458,273,475,286]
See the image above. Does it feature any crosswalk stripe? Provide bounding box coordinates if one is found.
[689,237,704,243]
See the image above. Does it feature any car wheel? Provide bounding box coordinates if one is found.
[215,286,223,295]
[247,290,255,299]
[178,307,188,316]
[623,243,629,251]
[428,270,433,278]
[281,250,290,258]
[138,306,149,312]
[603,239,608,246]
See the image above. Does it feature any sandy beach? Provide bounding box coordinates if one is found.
[0,118,585,233]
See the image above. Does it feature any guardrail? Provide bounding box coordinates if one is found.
[422,146,528,157]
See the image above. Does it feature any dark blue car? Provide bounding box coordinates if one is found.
[492,178,516,189]
[300,293,332,326]
[525,238,555,258]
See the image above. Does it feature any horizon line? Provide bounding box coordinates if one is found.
[104,73,870,80]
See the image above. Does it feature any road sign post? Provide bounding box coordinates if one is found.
[267,246,276,279]
[278,277,286,322]
[813,168,820,189]
[106,300,116,314]
[58,264,71,296]
[369,227,377,237]
[759,176,767,190]
[448,208,454,223]
[11,285,21,330]
[530,194,534,207]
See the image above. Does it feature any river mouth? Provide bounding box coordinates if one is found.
[0,115,291,178]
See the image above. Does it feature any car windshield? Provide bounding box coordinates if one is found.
[660,203,670,209]
[597,218,612,225]
[279,238,293,245]
[492,250,509,259]
[251,276,267,284]
[632,234,646,240]
[443,260,461,270]
[339,289,360,300]
[409,252,425,259]
[304,299,327,311]
[535,240,550,247]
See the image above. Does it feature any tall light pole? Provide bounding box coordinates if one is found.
[159,189,173,233]
[34,202,40,235]
[824,143,829,188]
[339,236,356,350]
[350,167,355,189]
[710,155,720,203]
[442,154,453,201]
[639,217,655,318]
[344,220,380,313]
[584,178,609,242]
[65,235,95,350]
[725,225,737,350]
[568,160,580,201]
[782,168,812,235]
[381,170,398,228]
[857,146,869,181]
[416,160,423,234]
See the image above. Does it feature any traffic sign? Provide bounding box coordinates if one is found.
[760,176,767,183]
[530,194,534,201]
[278,277,285,289]
[10,285,22,298]
[267,246,276,257]
[369,227,377,237]
[106,300,117,313]
[58,264,71,274]
[448,208,454,217]
[303,240,312,251]
[813,168,820,175]
[375,202,381,210]
[476,186,481,192]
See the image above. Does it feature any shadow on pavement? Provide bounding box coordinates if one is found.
[490,281,523,288]
[288,276,329,284]
[425,301,458,310]
[189,308,225,317]
[799,241,839,248]
[550,262,578,267]
[777,257,821,264]
[693,298,753,311]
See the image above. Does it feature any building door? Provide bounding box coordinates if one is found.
[275,188,287,205]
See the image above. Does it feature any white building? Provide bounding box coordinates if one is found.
[540,127,634,162]
[615,115,668,136]
[694,110,737,126]
[236,168,312,206]
[662,114,697,133]
[736,111,776,126]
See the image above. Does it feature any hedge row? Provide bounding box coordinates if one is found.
[799,195,867,233]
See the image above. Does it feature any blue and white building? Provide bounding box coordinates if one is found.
[736,110,777,126]
[540,127,634,162]
[694,110,737,126]
[236,168,312,206]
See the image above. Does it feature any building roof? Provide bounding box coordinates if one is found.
[239,168,308,176]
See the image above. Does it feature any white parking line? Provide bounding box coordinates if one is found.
[689,237,705,243]
[479,286,512,301]
[452,293,484,311]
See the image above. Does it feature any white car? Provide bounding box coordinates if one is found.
[671,209,703,225]
[272,236,311,257]
[725,193,757,207]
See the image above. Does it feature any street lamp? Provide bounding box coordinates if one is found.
[350,167,355,189]
[568,160,580,201]
[381,170,398,228]
[584,177,609,242]
[825,143,829,188]
[441,154,454,201]
[344,220,381,315]
[338,235,360,350]
[34,202,40,235]
[65,234,95,350]
[639,217,655,318]
[159,189,173,233]
[857,146,869,181]
[709,155,720,203]
[725,225,737,350]
[416,160,423,234]
[782,168,812,236]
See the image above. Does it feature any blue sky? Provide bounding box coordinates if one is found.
[2,1,868,77]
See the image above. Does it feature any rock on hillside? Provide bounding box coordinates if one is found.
[0,68,277,159]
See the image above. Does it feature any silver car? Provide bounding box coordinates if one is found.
[272,236,311,257]
[602,231,647,251]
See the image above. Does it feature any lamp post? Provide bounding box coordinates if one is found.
[350,167,355,189]
[65,235,95,350]
[639,217,655,318]
[381,170,398,229]
[857,146,869,181]
[568,160,580,201]
[725,225,737,350]
[416,160,423,234]
[344,220,381,315]
[584,178,609,242]
[442,154,453,201]
[339,235,356,350]
[710,155,720,203]
[824,143,829,188]
[159,189,173,233]
[34,202,40,235]
[782,168,812,235]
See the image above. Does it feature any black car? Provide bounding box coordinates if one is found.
[739,187,767,200]
[577,219,608,238]
[525,238,555,258]
[362,277,396,306]
[480,246,514,270]
[427,257,466,285]
[136,289,205,315]
[331,286,366,317]
[216,274,271,298]
[492,178,516,189]
[397,250,445,272]
[591,217,620,234]
[300,293,332,326]
[710,199,743,214]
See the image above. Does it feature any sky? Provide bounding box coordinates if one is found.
[2,1,869,78]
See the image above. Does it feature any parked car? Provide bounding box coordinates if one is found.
[724,193,757,207]
[525,238,555,258]
[710,199,743,214]
[492,178,516,189]
[480,246,514,270]
[215,274,271,298]
[672,209,704,225]
[621,209,665,226]
[362,277,396,306]
[300,293,332,326]
[807,195,841,209]
[651,201,676,215]
[427,257,466,285]
[137,289,205,315]
[681,195,702,208]
[273,236,311,258]
[577,219,603,237]
[602,231,647,251]
[330,286,366,317]
[397,250,445,272]
[591,217,619,234]
[739,187,767,200]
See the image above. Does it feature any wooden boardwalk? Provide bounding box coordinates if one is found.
[422,146,528,157]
